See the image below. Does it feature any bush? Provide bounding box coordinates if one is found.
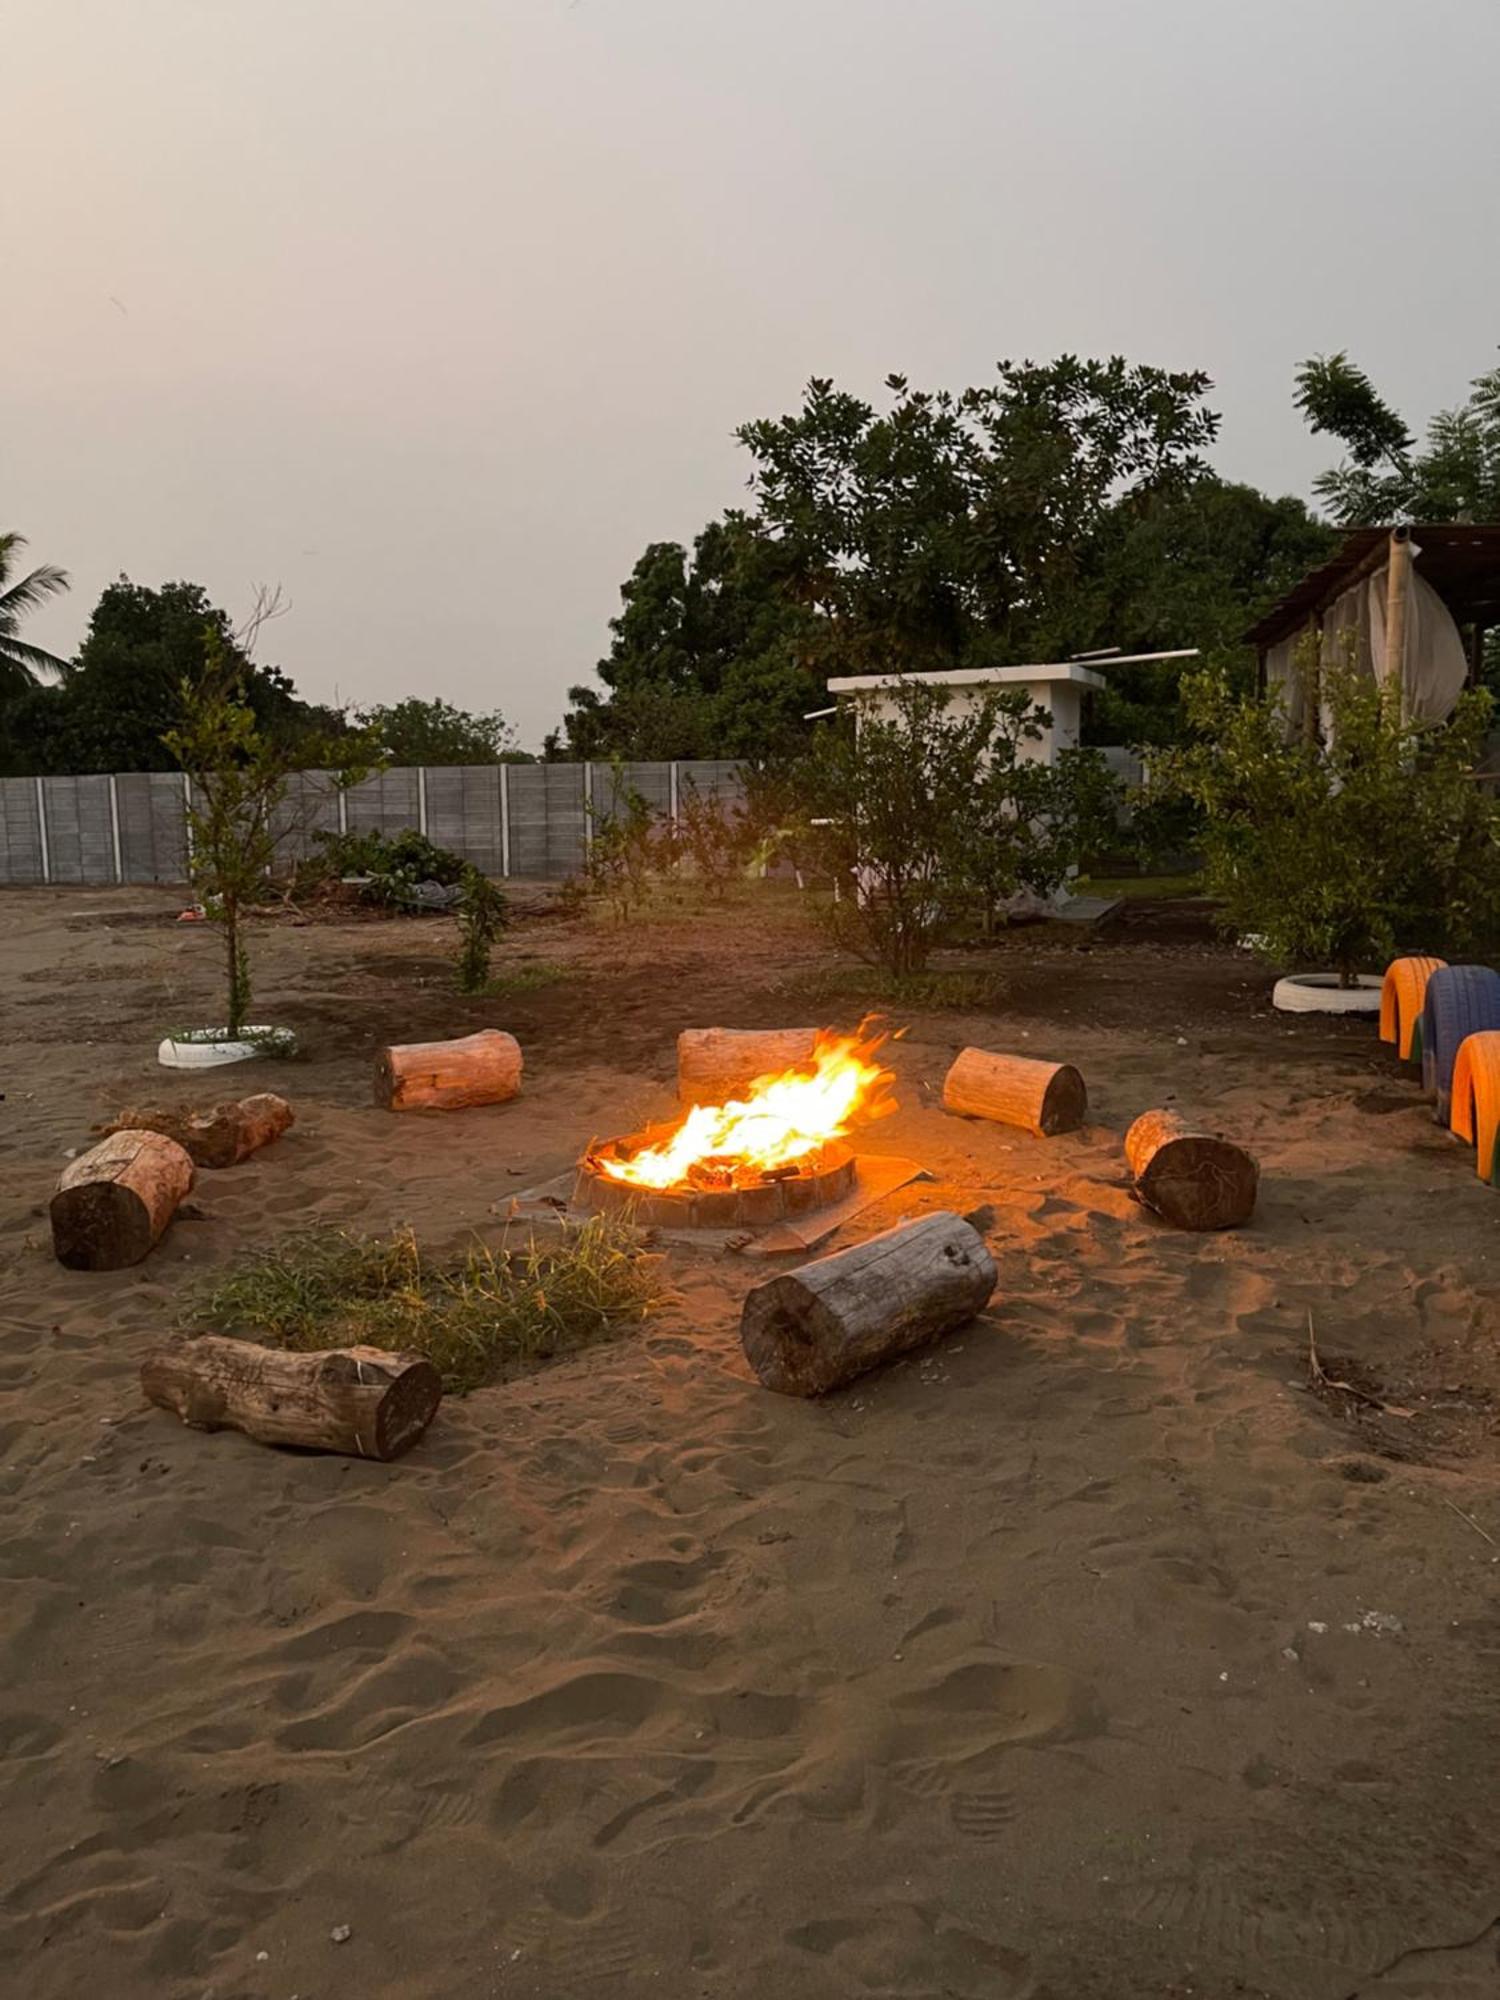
[1149,651,1500,981]
[455,867,508,992]
[308,827,469,907]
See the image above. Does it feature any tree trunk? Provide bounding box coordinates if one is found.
[141,1334,442,1460]
[1124,1109,1259,1231]
[375,1029,523,1111]
[677,1026,821,1106]
[51,1129,195,1270]
[740,1210,997,1397]
[942,1046,1087,1136]
[98,1093,294,1169]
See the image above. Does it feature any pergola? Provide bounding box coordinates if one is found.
[1247,523,1500,696]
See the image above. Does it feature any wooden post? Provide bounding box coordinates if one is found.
[1124,1109,1259,1231]
[942,1047,1087,1137]
[1383,525,1414,719]
[141,1335,442,1459]
[1469,621,1487,690]
[740,1211,997,1396]
[1300,617,1321,747]
[51,1130,195,1269]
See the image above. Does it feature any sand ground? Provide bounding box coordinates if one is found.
[3,884,1500,2000]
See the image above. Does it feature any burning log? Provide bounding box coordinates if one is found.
[677,1026,820,1106]
[1124,1109,1259,1231]
[51,1129,195,1270]
[98,1093,294,1169]
[740,1210,997,1396]
[942,1047,1087,1137]
[141,1335,442,1459]
[376,1029,522,1111]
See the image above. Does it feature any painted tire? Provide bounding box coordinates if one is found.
[1450,1031,1500,1184]
[1380,955,1446,1060]
[1270,974,1383,1015]
[1420,967,1500,1123]
[157,1026,290,1069]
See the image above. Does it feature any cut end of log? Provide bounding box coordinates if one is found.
[1124,1109,1259,1232]
[51,1129,195,1270]
[941,1047,1087,1137]
[376,1030,523,1112]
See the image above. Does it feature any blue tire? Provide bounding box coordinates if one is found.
[1420,966,1500,1123]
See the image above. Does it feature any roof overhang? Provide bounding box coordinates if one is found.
[1245,524,1500,651]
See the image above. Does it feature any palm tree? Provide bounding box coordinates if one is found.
[0,533,71,701]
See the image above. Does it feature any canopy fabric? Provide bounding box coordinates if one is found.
[1265,558,1467,732]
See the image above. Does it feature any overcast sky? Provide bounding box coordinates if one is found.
[7,0,1499,748]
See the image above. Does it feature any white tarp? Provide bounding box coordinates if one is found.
[1267,552,1468,732]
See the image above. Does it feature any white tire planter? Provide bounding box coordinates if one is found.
[158,1026,296,1069]
[1271,974,1382,1016]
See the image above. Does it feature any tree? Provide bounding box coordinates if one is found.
[554,512,814,761]
[1295,349,1500,525]
[164,642,376,1037]
[1149,648,1500,983]
[357,697,528,765]
[799,680,1119,977]
[0,532,70,702]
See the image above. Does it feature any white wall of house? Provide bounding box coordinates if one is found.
[825,663,1105,762]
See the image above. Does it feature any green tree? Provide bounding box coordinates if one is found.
[800,681,1119,976]
[0,533,70,703]
[358,697,529,765]
[1295,349,1500,524]
[1150,649,1500,983]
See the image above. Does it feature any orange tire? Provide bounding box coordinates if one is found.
[1380,955,1447,1061]
[1450,1031,1500,1185]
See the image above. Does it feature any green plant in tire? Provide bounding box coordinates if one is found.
[1148,646,1500,985]
[455,868,509,992]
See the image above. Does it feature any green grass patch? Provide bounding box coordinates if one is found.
[186,1216,664,1392]
[479,959,568,996]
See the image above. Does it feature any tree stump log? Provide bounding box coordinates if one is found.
[51,1130,195,1270]
[1124,1109,1259,1231]
[741,1210,997,1396]
[375,1030,523,1111]
[677,1026,821,1105]
[140,1335,442,1460]
[99,1093,294,1169]
[942,1047,1087,1137]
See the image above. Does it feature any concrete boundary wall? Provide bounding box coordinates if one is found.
[0,761,747,887]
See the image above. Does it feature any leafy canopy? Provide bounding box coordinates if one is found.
[1295,348,1500,525]
[0,532,71,703]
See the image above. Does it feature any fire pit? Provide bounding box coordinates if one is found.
[578,1025,892,1232]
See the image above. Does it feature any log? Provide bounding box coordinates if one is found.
[375,1029,523,1111]
[141,1335,442,1460]
[741,1210,997,1397]
[942,1046,1087,1137]
[677,1026,821,1106]
[1124,1109,1259,1231]
[99,1092,294,1169]
[51,1129,195,1270]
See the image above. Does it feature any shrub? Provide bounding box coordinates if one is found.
[455,867,509,992]
[1149,650,1500,982]
[308,827,469,907]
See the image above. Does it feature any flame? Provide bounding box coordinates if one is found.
[598,1026,895,1192]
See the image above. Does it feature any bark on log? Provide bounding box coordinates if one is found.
[99,1093,294,1169]
[1124,1109,1259,1231]
[677,1026,821,1106]
[375,1030,523,1111]
[51,1129,195,1270]
[942,1046,1087,1137]
[741,1210,997,1397]
[140,1335,442,1460]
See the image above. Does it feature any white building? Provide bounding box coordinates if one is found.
[824,661,1107,761]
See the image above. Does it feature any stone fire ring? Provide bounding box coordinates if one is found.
[579,1127,856,1231]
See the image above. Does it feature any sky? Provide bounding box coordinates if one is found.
[6,0,1500,750]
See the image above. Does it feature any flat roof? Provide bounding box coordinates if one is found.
[828,662,1109,695]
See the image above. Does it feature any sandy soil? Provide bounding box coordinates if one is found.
[3,884,1500,2000]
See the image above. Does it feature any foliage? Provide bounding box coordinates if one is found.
[455,868,509,992]
[0,532,70,704]
[1296,349,1500,525]
[798,680,1120,976]
[4,576,347,775]
[585,773,661,922]
[1148,650,1500,981]
[165,644,376,1034]
[189,1215,663,1393]
[357,697,530,766]
[667,779,756,897]
[310,826,469,904]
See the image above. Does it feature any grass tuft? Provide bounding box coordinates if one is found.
[478,959,568,996]
[186,1215,663,1392]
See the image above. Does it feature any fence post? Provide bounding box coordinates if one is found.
[582,761,593,855]
[181,771,194,871]
[34,777,50,884]
[108,774,123,882]
[499,763,511,877]
[417,765,428,836]
[669,761,680,826]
